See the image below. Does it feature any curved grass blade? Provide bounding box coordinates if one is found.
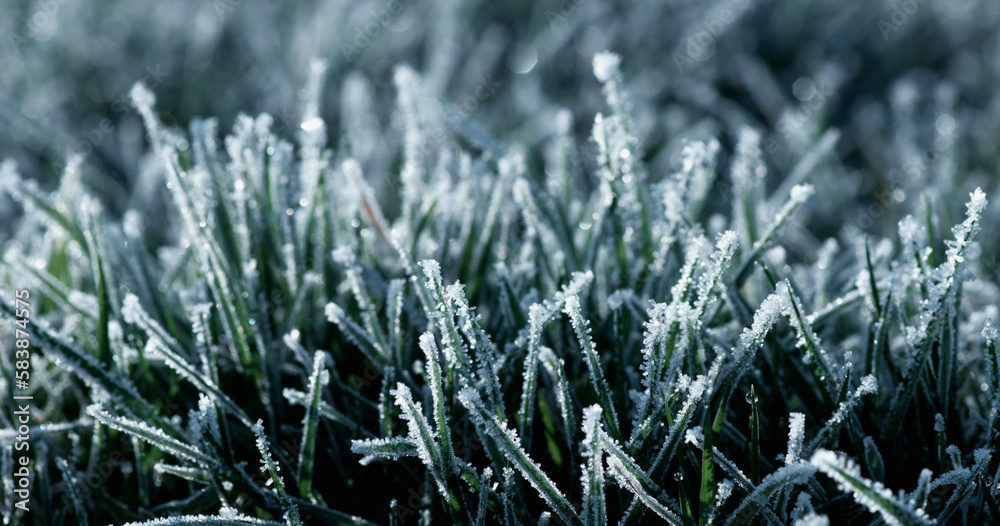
[459,387,581,526]
[810,449,934,526]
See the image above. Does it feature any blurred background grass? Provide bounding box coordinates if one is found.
[2,2,1000,337]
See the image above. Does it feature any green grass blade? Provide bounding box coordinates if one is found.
[810,449,934,526]
[296,351,329,502]
[460,387,581,526]
[748,385,760,486]
[564,295,620,440]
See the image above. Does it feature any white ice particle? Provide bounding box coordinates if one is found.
[592,51,621,83]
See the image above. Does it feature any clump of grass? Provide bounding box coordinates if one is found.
[1,47,999,526]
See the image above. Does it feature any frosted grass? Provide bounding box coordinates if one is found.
[1,13,997,524]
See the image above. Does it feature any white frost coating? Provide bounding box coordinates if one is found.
[810,449,934,526]
[605,455,682,524]
[580,404,606,526]
[121,294,145,326]
[792,491,815,520]
[859,375,878,395]
[694,231,739,317]
[607,289,635,311]
[688,374,707,400]
[780,280,834,375]
[393,65,425,221]
[129,82,156,110]
[67,291,99,315]
[350,436,417,461]
[420,258,442,284]
[563,294,620,433]
[928,467,972,493]
[121,515,285,526]
[87,404,211,465]
[746,181,813,263]
[592,51,621,82]
[794,513,830,526]
[251,418,286,492]
[419,259,470,380]
[324,302,344,322]
[984,319,998,342]
[555,109,573,134]
[934,413,945,433]
[716,230,740,256]
[519,304,547,439]
[786,413,805,465]
[634,301,670,429]
[967,187,988,217]
[826,375,878,427]
[789,183,815,204]
[973,447,992,468]
[669,232,706,305]
[685,426,704,446]
[416,331,458,478]
[459,387,580,526]
[392,383,442,482]
[728,462,817,524]
[196,394,221,442]
[735,294,785,362]
[447,280,504,414]
[716,478,734,509]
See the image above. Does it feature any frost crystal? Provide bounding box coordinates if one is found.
[684,426,704,446]
[794,513,830,526]
[811,449,933,526]
[693,230,739,318]
[87,404,211,465]
[824,375,878,427]
[786,413,805,465]
[592,52,621,83]
[580,405,606,526]
[728,462,816,524]
[984,319,998,342]
[459,387,580,526]
[735,294,785,363]
[563,295,620,435]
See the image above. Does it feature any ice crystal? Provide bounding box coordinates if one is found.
[794,513,830,526]
[734,294,785,363]
[811,449,934,526]
[786,413,806,465]
[4,7,1000,524]
[580,405,606,526]
[984,319,998,343]
[728,462,817,524]
[459,387,580,526]
[592,52,621,83]
[87,405,211,465]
